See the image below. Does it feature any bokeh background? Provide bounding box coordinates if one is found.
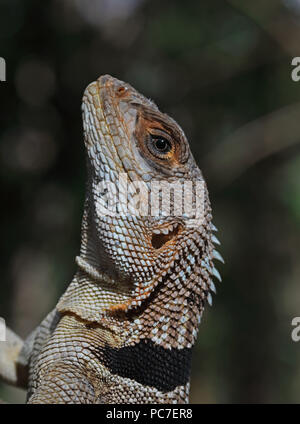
[0,0,300,403]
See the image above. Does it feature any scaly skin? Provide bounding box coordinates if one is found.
[0,75,223,404]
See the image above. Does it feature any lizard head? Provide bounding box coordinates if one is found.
[80,75,222,322]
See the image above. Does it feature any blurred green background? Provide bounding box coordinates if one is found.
[0,0,300,403]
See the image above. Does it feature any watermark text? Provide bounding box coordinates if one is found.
[0,317,6,341]
[0,57,6,82]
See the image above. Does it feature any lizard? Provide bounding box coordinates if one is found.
[0,75,223,404]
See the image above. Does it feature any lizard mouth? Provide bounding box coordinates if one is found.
[151,223,183,249]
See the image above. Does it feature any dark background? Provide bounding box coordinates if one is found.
[0,0,300,403]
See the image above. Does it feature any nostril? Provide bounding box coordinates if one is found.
[116,85,127,97]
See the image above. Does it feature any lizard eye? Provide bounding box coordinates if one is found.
[147,133,174,159]
[152,136,171,153]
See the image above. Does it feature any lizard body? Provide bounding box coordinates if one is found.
[0,75,222,403]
